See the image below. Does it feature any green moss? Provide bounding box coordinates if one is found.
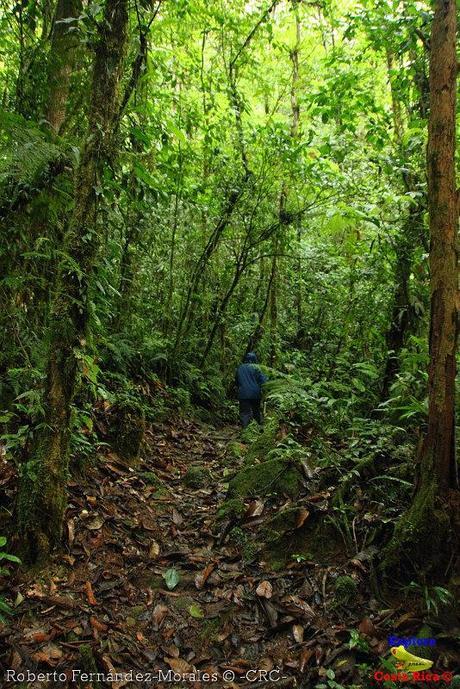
[227,458,302,499]
[334,575,358,604]
[78,645,101,688]
[141,471,162,486]
[244,420,278,464]
[183,465,211,488]
[263,517,346,571]
[216,497,245,521]
[261,507,306,541]
[228,526,257,562]
[198,617,221,642]
[227,440,246,459]
[382,475,451,580]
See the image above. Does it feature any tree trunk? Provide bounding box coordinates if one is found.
[17,0,129,562]
[45,0,82,134]
[383,0,459,579]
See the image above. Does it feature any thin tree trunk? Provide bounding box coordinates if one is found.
[17,0,129,562]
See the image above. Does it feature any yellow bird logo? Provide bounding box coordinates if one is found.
[390,645,434,672]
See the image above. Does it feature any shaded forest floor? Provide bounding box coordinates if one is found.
[1,417,459,688]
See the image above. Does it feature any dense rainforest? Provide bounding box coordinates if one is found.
[0,0,459,686]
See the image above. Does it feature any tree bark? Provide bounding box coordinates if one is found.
[423,0,458,492]
[45,0,82,134]
[383,0,459,579]
[17,0,129,561]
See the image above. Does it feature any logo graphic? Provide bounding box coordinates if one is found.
[391,645,434,672]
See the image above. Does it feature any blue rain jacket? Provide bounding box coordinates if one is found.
[235,352,267,400]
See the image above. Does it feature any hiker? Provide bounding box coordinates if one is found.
[235,352,267,428]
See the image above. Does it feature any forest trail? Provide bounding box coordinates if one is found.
[2,417,413,689]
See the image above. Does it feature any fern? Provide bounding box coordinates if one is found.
[0,110,65,210]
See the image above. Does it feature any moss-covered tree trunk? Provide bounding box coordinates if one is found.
[384,0,459,578]
[45,0,82,134]
[17,0,129,561]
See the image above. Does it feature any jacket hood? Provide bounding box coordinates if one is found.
[244,352,258,363]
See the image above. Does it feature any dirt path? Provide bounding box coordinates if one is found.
[0,418,414,688]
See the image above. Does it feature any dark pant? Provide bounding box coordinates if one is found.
[239,399,262,428]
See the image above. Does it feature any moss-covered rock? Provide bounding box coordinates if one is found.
[216,497,246,521]
[334,575,358,604]
[227,440,246,459]
[244,420,278,464]
[140,471,170,496]
[261,506,308,542]
[183,464,211,488]
[228,458,302,499]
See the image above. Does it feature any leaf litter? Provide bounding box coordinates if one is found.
[0,417,458,688]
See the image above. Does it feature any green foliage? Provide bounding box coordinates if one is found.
[404,581,454,617]
[0,536,21,623]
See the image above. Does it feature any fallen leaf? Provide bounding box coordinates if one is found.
[299,648,315,672]
[164,657,192,673]
[31,643,63,665]
[195,563,215,589]
[86,515,104,531]
[85,581,97,606]
[67,518,75,546]
[172,508,184,526]
[358,617,377,636]
[293,624,304,643]
[90,616,108,632]
[256,580,273,599]
[189,603,205,619]
[295,508,310,528]
[149,540,160,558]
[245,499,265,518]
[152,604,169,629]
[163,568,180,590]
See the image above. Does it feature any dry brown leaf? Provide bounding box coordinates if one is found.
[149,540,160,558]
[164,657,192,673]
[256,580,273,599]
[67,518,75,546]
[295,508,310,528]
[282,595,315,618]
[172,508,184,525]
[31,643,63,665]
[85,581,97,606]
[245,499,265,518]
[152,603,169,629]
[299,648,315,672]
[195,562,215,589]
[86,515,104,531]
[358,617,377,637]
[293,624,304,643]
[90,616,108,632]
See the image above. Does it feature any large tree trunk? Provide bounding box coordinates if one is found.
[17,0,129,562]
[383,0,459,579]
